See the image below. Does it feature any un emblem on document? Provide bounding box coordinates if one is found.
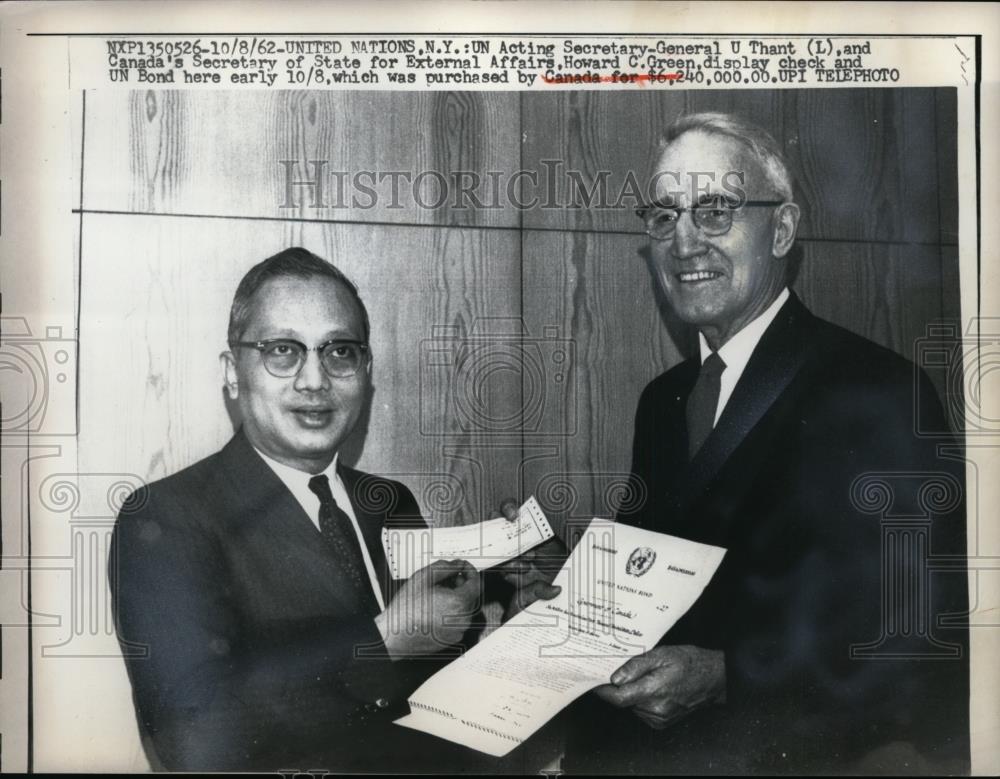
[625,547,656,577]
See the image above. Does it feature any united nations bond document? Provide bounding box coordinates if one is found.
[395,520,726,756]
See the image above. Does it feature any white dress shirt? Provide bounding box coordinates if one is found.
[698,288,790,426]
[253,447,386,611]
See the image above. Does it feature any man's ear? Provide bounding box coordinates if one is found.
[220,351,239,399]
[772,202,801,259]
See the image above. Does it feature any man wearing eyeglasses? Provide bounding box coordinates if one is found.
[562,114,969,774]
[110,248,493,772]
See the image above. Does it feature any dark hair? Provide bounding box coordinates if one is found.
[227,247,370,347]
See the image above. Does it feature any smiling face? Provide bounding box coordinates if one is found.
[648,130,798,349]
[221,275,371,473]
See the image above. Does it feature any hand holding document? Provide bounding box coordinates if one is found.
[395,518,726,756]
[382,496,554,579]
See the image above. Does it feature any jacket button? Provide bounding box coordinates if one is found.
[375,697,390,709]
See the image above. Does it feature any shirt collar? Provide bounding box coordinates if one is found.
[252,445,340,488]
[698,287,790,368]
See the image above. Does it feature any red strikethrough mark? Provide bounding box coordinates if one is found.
[541,72,683,85]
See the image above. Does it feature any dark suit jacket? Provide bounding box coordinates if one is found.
[564,294,970,775]
[109,428,487,772]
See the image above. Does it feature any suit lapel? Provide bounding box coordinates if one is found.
[215,430,376,616]
[678,294,815,508]
[216,429,320,548]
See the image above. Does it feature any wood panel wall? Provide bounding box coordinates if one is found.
[79,87,960,536]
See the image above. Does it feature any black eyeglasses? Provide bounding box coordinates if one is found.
[636,197,785,240]
[234,338,370,379]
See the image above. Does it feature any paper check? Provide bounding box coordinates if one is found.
[382,496,554,580]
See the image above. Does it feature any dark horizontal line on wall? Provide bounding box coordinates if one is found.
[72,207,643,237]
[71,208,958,248]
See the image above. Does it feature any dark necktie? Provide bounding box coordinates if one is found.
[308,474,379,615]
[686,351,726,459]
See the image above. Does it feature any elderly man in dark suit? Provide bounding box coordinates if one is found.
[561,114,970,774]
[109,248,490,772]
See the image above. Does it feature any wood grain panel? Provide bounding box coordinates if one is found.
[77,90,960,520]
[792,240,948,403]
[521,90,788,235]
[521,90,666,234]
[519,229,685,537]
[78,214,522,527]
[300,220,524,526]
[941,245,962,325]
[935,88,959,245]
[522,88,944,244]
[787,88,940,244]
[83,90,521,228]
[936,245,965,434]
[78,214,236,482]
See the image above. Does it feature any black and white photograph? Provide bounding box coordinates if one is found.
[0,2,997,775]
